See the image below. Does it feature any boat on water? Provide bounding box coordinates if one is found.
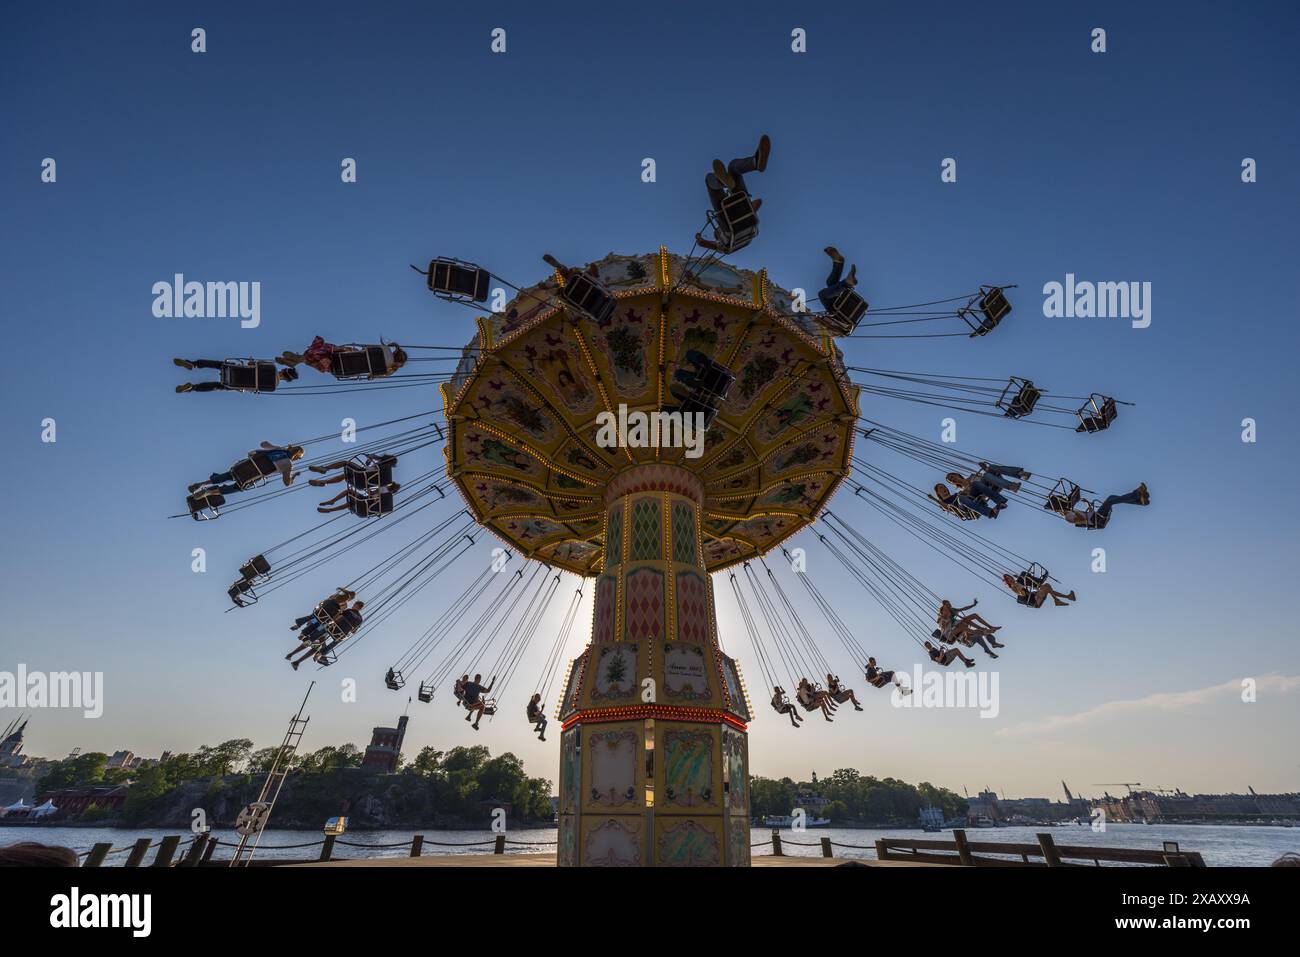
[918,807,945,832]
[762,814,831,829]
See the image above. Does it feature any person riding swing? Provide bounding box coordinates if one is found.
[1002,572,1075,608]
[526,693,548,741]
[190,442,304,496]
[696,135,771,254]
[924,640,976,669]
[825,673,864,711]
[461,673,497,730]
[771,686,804,728]
[173,358,297,393]
[796,677,836,722]
[865,657,911,696]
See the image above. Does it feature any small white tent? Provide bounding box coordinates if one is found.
[0,798,31,817]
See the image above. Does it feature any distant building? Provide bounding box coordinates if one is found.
[37,783,131,817]
[361,715,409,773]
[0,718,40,805]
[1092,788,1300,824]
[0,718,30,769]
[106,750,139,770]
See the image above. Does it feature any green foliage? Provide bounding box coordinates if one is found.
[36,751,108,792]
[749,769,966,825]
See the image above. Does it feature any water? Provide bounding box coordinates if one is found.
[6,822,1297,866]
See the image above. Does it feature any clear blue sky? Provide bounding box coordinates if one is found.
[2,1,1298,799]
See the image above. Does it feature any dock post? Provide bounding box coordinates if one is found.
[201,838,220,864]
[820,837,833,858]
[1037,833,1062,867]
[83,843,112,868]
[410,834,424,857]
[771,829,783,856]
[123,837,152,867]
[319,834,336,862]
[494,834,506,855]
[875,839,889,861]
[152,835,181,867]
[183,834,208,867]
[952,829,974,866]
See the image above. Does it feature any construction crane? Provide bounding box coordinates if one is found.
[1093,782,1144,795]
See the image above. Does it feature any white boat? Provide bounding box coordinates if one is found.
[762,814,831,828]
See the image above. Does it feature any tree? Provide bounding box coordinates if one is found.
[245,747,280,774]
[194,739,254,777]
[121,765,170,824]
[36,752,108,793]
[409,746,445,778]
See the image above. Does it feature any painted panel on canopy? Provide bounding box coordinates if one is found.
[500,322,599,416]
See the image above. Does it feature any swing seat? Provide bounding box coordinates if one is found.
[228,578,258,607]
[707,191,759,253]
[819,287,869,336]
[559,272,616,324]
[417,683,435,703]
[385,669,405,691]
[1075,394,1119,433]
[929,494,980,521]
[680,350,736,398]
[996,377,1041,419]
[959,285,1012,336]
[229,453,280,490]
[348,490,394,517]
[220,360,279,393]
[239,554,272,583]
[1043,479,1082,515]
[330,346,389,381]
[666,350,735,428]
[426,258,491,303]
[344,455,396,489]
[187,490,225,521]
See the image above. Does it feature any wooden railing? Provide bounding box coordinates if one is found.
[874,829,1206,867]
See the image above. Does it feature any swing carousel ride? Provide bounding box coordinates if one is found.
[173,136,1146,867]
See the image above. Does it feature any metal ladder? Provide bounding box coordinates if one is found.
[228,683,313,867]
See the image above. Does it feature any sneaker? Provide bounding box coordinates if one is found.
[754,134,771,172]
[1067,591,1076,601]
[172,358,194,369]
[291,661,300,670]
[846,264,857,286]
[175,383,193,394]
[824,246,843,261]
[987,652,999,659]
[309,479,327,487]
[1137,483,1150,505]
[309,465,328,474]
[964,661,976,668]
[188,482,205,493]
[711,159,735,190]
